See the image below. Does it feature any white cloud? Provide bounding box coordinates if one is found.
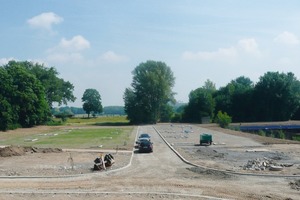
[0,57,15,65]
[46,35,90,64]
[238,38,260,55]
[59,35,90,51]
[182,38,261,61]
[27,12,63,31]
[99,51,129,63]
[48,35,90,53]
[274,31,299,46]
[182,47,237,61]
[47,53,83,64]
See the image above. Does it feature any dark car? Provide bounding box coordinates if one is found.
[135,133,151,148]
[138,140,153,153]
[135,137,150,148]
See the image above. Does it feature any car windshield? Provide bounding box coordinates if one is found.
[140,140,151,145]
[139,133,150,138]
[138,138,150,142]
[139,137,149,140]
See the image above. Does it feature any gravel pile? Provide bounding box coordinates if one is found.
[242,157,293,171]
[289,179,300,191]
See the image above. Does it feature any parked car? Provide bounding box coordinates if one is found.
[135,133,151,148]
[135,137,150,148]
[139,140,153,153]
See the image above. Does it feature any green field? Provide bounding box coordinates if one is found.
[0,116,136,149]
[66,115,129,126]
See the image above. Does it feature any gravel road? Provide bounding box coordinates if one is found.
[0,124,299,200]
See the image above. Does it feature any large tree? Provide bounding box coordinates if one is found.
[214,76,254,122]
[10,61,76,108]
[124,60,175,124]
[0,67,15,130]
[3,63,50,128]
[0,60,75,130]
[82,89,103,118]
[182,80,216,123]
[253,72,300,121]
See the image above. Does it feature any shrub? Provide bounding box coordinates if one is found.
[257,130,266,137]
[171,113,182,123]
[292,135,300,141]
[277,130,285,139]
[215,111,232,128]
[46,120,63,126]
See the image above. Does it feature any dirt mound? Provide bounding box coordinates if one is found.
[0,146,62,157]
[30,147,62,153]
[187,167,233,179]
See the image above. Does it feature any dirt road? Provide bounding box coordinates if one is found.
[0,125,299,200]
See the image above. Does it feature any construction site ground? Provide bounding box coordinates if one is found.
[0,123,299,200]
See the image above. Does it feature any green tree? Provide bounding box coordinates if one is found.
[182,80,216,123]
[124,60,175,124]
[214,85,233,118]
[214,76,254,122]
[123,88,144,124]
[0,67,15,130]
[4,63,50,127]
[230,76,254,122]
[82,89,103,118]
[253,72,300,121]
[11,61,76,108]
[159,104,174,122]
[103,106,125,115]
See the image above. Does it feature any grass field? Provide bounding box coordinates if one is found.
[66,115,129,126]
[0,116,136,149]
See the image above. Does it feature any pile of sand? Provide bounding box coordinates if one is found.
[0,146,62,157]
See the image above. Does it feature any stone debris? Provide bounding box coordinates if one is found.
[245,149,269,152]
[289,179,300,191]
[242,157,293,171]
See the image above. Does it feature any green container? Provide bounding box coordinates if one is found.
[200,133,212,145]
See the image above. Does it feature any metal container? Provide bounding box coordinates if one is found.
[200,133,212,145]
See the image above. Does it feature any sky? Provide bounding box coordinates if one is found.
[1,0,300,107]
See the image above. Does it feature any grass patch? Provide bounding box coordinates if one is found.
[0,127,134,149]
[0,116,134,149]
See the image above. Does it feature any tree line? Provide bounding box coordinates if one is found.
[2,59,300,130]
[52,106,125,116]
[180,72,300,123]
[124,61,300,124]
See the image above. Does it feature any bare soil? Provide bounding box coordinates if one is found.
[0,123,299,200]
[157,123,300,175]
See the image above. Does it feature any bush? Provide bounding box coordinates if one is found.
[257,130,266,137]
[277,130,285,139]
[215,111,232,128]
[7,123,21,130]
[229,125,240,131]
[171,113,182,123]
[292,135,300,141]
[46,120,63,126]
[269,133,275,138]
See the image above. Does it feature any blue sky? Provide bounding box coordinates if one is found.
[1,1,300,107]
